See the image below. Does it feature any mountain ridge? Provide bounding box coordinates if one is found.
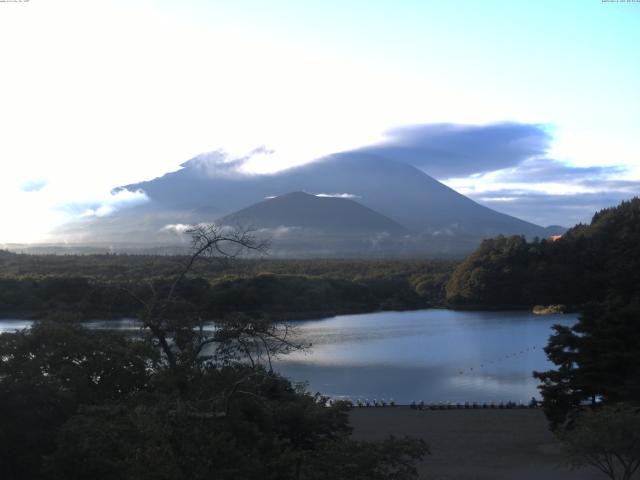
[57,150,566,256]
[218,191,409,234]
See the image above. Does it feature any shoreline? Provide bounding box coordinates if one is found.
[0,304,558,323]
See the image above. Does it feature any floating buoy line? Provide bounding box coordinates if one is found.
[456,344,539,375]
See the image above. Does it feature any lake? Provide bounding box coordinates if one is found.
[274,309,577,404]
[0,309,577,404]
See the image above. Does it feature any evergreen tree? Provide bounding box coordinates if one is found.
[534,301,640,430]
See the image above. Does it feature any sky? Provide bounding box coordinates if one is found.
[0,0,639,242]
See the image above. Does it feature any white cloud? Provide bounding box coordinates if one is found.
[315,193,361,199]
[368,231,390,248]
[161,224,192,235]
[80,189,149,218]
[0,183,149,243]
[20,179,48,192]
[258,226,302,238]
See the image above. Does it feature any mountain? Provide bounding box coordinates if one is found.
[218,191,408,234]
[55,150,566,256]
[214,191,412,257]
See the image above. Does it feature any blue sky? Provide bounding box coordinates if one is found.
[0,0,638,241]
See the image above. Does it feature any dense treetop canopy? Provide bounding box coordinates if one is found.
[446,197,640,308]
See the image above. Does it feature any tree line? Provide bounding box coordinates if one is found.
[0,253,455,320]
[445,197,640,309]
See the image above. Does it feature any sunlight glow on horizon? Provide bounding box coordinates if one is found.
[0,0,638,242]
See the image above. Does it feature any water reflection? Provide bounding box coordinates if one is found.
[0,320,33,333]
[0,318,143,334]
[274,309,577,403]
[0,309,577,403]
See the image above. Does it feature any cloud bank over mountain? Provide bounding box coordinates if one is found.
[339,122,633,226]
[48,121,638,241]
[79,189,149,218]
[355,122,552,178]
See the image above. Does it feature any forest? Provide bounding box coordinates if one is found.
[445,197,640,309]
[0,252,455,320]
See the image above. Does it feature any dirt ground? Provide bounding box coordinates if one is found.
[349,407,607,480]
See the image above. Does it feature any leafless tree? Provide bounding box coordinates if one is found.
[212,313,309,371]
[134,225,266,367]
[126,224,305,401]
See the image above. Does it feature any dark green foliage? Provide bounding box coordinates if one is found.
[41,369,428,480]
[207,273,379,318]
[0,321,153,402]
[0,382,73,480]
[445,235,536,307]
[534,301,640,430]
[0,321,153,480]
[446,197,640,308]
[0,322,428,480]
[0,257,455,319]
[559,403,640,480]
[46,405,143,480]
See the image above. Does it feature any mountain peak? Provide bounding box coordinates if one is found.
[69,151,558,256]
[275,191,311,199]
[218,190,408,234]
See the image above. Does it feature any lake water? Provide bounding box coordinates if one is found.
[0,309,577,404]
[274,309,577,404]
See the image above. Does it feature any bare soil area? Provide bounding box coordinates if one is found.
[349,407,606,480]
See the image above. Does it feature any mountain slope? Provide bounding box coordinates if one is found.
[272,152,556,236]
[56,150,565,254]
[218,191,408,234]
[116,151,558,234]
